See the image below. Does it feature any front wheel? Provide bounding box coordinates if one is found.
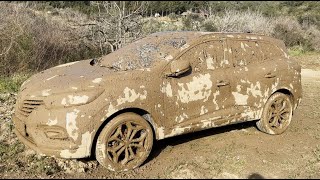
[95,112,154,171]
[256,92,293,135]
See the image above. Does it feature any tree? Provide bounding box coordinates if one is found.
[75,1,149,54]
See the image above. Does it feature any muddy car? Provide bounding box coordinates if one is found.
[13,31,302,171]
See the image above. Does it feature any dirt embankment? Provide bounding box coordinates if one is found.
[1,54,320,178]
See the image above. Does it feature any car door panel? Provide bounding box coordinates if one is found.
[162,40,235,129]
[226,39,277,120]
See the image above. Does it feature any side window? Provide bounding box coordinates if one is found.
[177,40,226,72]
[228,40,262,66]
[204,40,227,69]
[259,42,285,60]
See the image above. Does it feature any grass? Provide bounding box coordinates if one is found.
[288,46,319,57]
[0,73,32,93]
[27,155,62,175]
[288,48,306,57]
[0,141,61,176]
[0,142,26,173]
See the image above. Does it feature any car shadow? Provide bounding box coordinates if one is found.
[144,120,257,165]
[248,173,265,179]
[80,120,258,169]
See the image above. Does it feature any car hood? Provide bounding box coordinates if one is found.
[18,59,116,98]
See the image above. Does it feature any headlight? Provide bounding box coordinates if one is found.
[43,89,104,109]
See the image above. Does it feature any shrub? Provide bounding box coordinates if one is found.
[206,10,274,35]
[182,13,205,31]
[142,18,162,34]
[0,2,101,77]
[272,16,313,51]
[304,25,320,51]
[202,10,320,52]
[1,1,319,79]
[168,13,179,21]
[142,18,180,35]
[201,19,218,32]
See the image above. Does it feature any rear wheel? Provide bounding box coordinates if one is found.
[95,112,153,171]
[256,92,293,135]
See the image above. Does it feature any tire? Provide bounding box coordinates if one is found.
[256,92,293,135]
[95,112,154,171]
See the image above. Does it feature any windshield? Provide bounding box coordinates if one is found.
[100,32,200,71]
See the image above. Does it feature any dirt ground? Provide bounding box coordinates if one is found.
[1,54,320,179]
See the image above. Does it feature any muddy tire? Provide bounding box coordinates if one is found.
[256,92,293,135]
[95,112,153,171]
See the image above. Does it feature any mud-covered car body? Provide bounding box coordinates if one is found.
[13,31,302,159]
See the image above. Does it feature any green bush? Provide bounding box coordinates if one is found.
[201,20,218,32]
[288,45,307,56]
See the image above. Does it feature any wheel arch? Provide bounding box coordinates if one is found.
[271,88,294,104]
[90,107,158,158]
[256,87,295,135]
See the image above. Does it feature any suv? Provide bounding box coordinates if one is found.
[13,31,302,171]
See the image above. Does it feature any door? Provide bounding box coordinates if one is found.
[161,39,234,128]
[226,39,276,120]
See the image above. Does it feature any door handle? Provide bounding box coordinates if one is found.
[264,72,276,78]
[217,80,230,87]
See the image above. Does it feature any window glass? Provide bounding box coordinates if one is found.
[228,40,262,66]
[178,40,226,72]
[259,42,285,60]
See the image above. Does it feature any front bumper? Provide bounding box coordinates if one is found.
[13,107,93,158]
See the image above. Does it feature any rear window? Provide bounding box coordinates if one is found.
[259,42,287,61]
[228,40,263,66]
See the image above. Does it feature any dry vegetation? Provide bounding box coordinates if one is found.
[0,1,319,79]
[0,2,102,77]
[0,2,151,77]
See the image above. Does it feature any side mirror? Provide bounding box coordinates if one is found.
[167,60,191,77]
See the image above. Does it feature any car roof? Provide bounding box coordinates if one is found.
[146,31,287,62]
[147,31,283,45]
[100,31,286,70]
